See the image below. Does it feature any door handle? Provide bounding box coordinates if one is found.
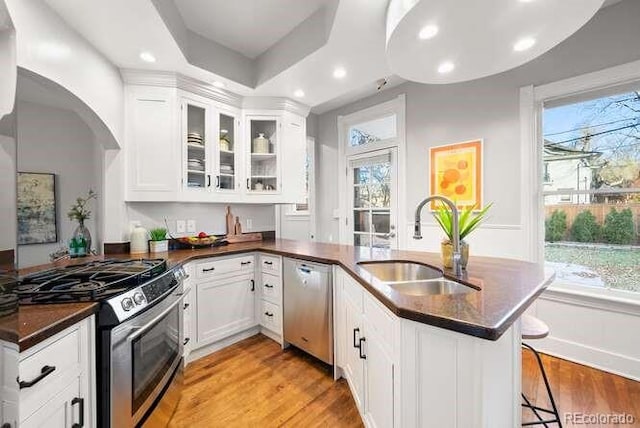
[358,337,367,359]
[264,284,274,288]
[216,175,220,188]
[264,312,274,317]
[207,174,211,187]
[183,337,190,346]
[250,279,255,291]
[202,267,215,272]
[17,365,56,389]
[71,397,84,428]
[183,302,190,310]
[353,328,360,348]
[247,178,250,190]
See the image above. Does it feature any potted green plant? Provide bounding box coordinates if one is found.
[67,189,97,257]
[149,227,169,253]
[432,202,492,269]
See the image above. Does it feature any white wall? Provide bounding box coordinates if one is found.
[0,112,16,258]
[314,0,640,260]
[5,0,123,148]
[17,100,102,268]
[126,203,275,238]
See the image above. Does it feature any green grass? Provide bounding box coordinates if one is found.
[545,244,640,293]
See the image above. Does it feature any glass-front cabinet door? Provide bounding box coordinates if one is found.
[216,110,239,192]
[246,116,280,193]
[182,99,211,190]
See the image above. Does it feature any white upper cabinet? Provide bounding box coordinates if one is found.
[125,85,180,201]
[281,112,307,204]
[124,75,308,204]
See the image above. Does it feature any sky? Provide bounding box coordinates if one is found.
[543,91,640,161]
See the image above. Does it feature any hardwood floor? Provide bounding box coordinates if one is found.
[169,334,640,427]
[522,347,640,427]
[169,334,363,427]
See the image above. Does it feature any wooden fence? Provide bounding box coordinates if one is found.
[545,203,640,240]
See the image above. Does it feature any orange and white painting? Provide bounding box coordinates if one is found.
[429,139,483,210]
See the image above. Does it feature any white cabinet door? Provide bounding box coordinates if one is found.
[125,86,179,200]
[280,112,307,204]
[245,115,281,195]
[20,374,84,428]
[363,329,394,428]
[196,274,256,346]
[342,296,365,412]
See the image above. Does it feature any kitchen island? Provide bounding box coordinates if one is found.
[14,239,553,428]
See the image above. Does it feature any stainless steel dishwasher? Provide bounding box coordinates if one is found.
[283,258,333,364]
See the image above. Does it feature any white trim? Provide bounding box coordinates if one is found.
[120,69,311,117]
[338,94,407,248]
[542,284,640,316]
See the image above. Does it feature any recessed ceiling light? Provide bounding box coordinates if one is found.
[139,51,156,63]
[514,37,536,52]
[294,89,305,98]
[212,81,226,89]
[333,67,347,79]
[437,61,455,74]
[418,25,439,40]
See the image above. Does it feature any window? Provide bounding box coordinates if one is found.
[542,87,640,294]
[348,114,397,147]
[288,138,314,216]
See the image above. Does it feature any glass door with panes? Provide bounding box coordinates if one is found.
[247,116,279,193]
[216,111,239,191]
[348,149,398,249]
[183,100,211,190]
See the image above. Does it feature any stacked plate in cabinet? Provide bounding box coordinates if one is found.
[188,158,204,171]
[187,132,204,146]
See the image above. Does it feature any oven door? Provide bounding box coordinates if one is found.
[110,287,184,427]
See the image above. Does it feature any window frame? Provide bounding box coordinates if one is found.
[520,59,640,305]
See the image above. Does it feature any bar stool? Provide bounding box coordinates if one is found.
[521,315,562,427]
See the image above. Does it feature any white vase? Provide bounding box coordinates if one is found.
[130,225,148,254]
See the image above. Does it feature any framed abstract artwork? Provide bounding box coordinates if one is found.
[17,172,58,245]
[429,139,483,210]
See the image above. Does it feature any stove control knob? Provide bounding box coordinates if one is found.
[133,292,146,305]
[121,297,134,312]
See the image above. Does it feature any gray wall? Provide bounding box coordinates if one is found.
[17,101,102,268]
[314,0,640,246]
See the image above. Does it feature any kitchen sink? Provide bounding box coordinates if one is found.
[357,261,477,296]
[357,261,443,283]
[389,279,475,296]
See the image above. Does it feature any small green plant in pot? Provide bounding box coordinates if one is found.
[432,202,492,269]
[149,227,169,253]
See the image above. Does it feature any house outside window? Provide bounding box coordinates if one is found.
[542,87,640,295]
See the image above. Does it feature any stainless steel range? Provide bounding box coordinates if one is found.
[17,258,188,428]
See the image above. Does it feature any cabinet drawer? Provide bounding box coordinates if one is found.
[261,300,281,333]
[195,255,255,279]
[342,273,364,313]
[19,325,82,419]
[261,272,282,304]
[260,255,281,274]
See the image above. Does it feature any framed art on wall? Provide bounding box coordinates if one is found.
[429,139,483,210]
[17,172,58,245]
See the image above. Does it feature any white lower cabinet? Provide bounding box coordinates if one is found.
[337,269,399,428]
[196,273,256,345]
[18,316,95,428]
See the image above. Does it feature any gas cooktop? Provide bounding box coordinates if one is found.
[15,258,167,304]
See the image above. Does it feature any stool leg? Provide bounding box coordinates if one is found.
[522,392,550,427]
[522,343,563,428]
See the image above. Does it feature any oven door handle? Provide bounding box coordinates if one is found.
[127,297,183,342]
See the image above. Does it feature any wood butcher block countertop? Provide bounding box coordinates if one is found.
[7,239,554,350]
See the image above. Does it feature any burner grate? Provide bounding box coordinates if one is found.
[17,258,167,304]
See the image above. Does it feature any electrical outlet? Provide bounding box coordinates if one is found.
[176,220,186,234]
[246,218,253,230]
[187,219,196,233]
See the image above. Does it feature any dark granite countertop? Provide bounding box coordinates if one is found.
[11,239,553,348]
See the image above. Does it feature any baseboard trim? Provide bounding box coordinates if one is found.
[533,335,640,382]
[186,326,261,364]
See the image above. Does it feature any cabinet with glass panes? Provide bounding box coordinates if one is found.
[246,116,280,193]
